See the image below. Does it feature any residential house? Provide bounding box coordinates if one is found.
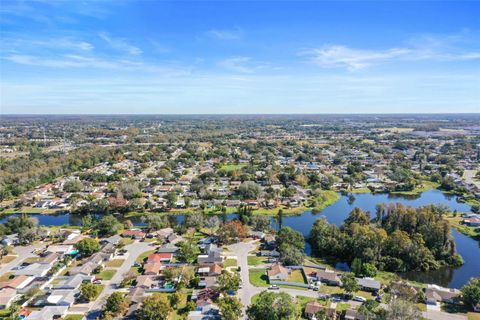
[53,275,93,290]
[1,234,19,246]
[68,261,97,276]
[25,306,69,320]
[0,288,17,309]
[198,244,223,265]
[356,277,381,293]
[144,262,162,275]
[312,270,342,286]
[156,243,179,254]
[167,233,184,245]
[13,263,51,277]
[46,289,76,306]
[46,245,74,255]
[39,252,59,266]
[267,263,289,281]
[147,253,172,263]
[135,275,158,289]
[304,300,336,320]
[426,284,461,306]
[122,229,146,239]
[0,275,34,291]
[345,309,366,320]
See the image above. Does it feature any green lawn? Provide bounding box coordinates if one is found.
[287,270,306,283]
[224,258,237,267]
[105,259,125,268]
[247,255,269,266]
[446,216,480,240]
[336,303,351,312]
[63,315,85,320]
[249,268,269,287]
[135,250,156,263]
[119,237,135,246]
[97,269,116,280]
[219,163,246,172]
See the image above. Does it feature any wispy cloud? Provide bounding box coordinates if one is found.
[3,54,189,75]
[99,32,142,55]
[302,33,480,71]
[207,28,244,40]
[218,56,263,73]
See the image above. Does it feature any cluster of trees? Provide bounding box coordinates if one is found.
[247,291,298,320]
[310,204,463,272]
[0,213,39,244]
[75,238,100,256]
[0,145,127,200]
[81,214,123,237]
[276,227,305,265]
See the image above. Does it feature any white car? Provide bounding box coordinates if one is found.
[353,296,367,302]
[268,285,280,290]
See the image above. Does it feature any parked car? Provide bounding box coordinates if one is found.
[353,296,367,302]
[318,294,329,300]
[268,285,280,290]
[237,266,241,272]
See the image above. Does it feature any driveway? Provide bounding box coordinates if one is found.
[86,240,152,320]
[0,242,45,275]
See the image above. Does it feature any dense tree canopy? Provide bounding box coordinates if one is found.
[309,204,463,272]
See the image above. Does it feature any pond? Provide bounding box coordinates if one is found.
[1,189,477,287]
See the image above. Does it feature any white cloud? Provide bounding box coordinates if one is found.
[98,32,142,55]
[218,56,261,73]
[207,28,243,40]
[3,54,188,75]
[303,35,480,71]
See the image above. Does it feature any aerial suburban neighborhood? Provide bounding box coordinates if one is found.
[0,114,479,320]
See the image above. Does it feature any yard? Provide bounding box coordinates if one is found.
[97,269,116,280]
[63,315,85,320]
[247,255,269,266]
[249,268,269,287]
[0,255,16,265]
[135,250,156,264]
[219,163,246,172]
[224,258,237,267]
[105,259,125,268]
[287,269,306,283]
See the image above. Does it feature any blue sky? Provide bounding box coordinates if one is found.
[1,1,479,114]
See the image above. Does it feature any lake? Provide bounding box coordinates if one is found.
[1,189,477,288]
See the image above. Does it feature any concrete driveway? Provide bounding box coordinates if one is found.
[86,240,152,320]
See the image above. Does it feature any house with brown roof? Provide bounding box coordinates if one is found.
[267,263,289,281]
[313,270,342,286]
[304,300,337,320]
[143,262,162,275]
[39,252,59,265]
[122,229,146,239]
[147,253,172,263]
[135,275,158,289]
[0,275,34,291]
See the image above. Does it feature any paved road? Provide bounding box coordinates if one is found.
[0,243,45,275]
[229,241,331,319]
[86,241,152,320]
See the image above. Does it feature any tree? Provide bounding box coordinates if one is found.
[168,292,181,309]
[117,181,141,199]
[461,278,480,309]
[104,292,129,316]
[218,296,243,320]
[75,238,100,256]
[80,283,102,302]
[146,215,167,231]
[165,192,178,209]
[351,258,363,277]
[238,181,262,199]
[362,263,378,277]
[385,296,421,320]
[250,215,271,232]
[277,209,283,230]
[341,273,359,295]
[218,270,241,293]
[96,215,122,236]
[218,220,248,244]
[137,294,172,320]
[276,227,304,265]
[247,291,298,320]
[177,241,199,264]
[63,180,83,192]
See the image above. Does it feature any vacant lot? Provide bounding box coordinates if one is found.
[105,259,125,268]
